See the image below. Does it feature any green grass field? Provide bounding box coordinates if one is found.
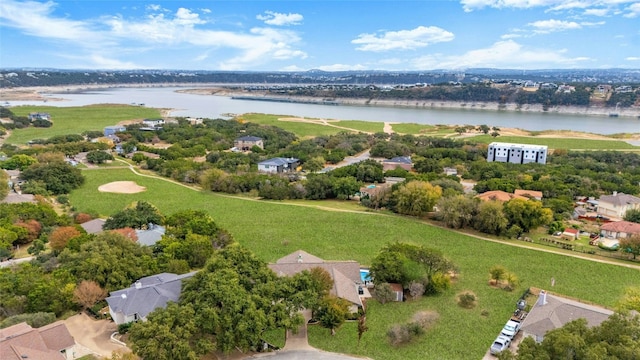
[389,123,451,136]
[6,105,161,144]
[241,113,383,137]
[470,135,637,150]
[69,168,640,359]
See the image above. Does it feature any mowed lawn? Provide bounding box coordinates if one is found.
[241,113,382,137]
[70,168,640,359]
[470,134,637,150]
[6,105,161,144]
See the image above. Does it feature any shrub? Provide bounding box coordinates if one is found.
[387,324,411,346]
[374,283,397,304]
[457,291,477,309]
[408,281,425,300]
[74,213,93,224]
[387,310,439,346]
[118,322,133,334]
[411,311,439,330]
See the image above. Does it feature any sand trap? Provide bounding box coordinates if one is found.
[98,181,146,194]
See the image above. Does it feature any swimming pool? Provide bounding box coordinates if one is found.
[360,269,371,283]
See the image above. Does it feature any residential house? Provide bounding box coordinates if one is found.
[443,167,458,176]
[268,250,370,313]
[0,321,76,360]
[80,218,106,234]
[136,224,166,246]
[600,221,640,239]
[596,192,640,219]
[106,272,196,325]
[28,112,51,121]
[596,84,612,94]
[258,157,299,174]
[514,189,543,200]
[142,118,165,128]
[561,228,579,240]
[520,290,613,343]
[359,183,392,200]
[234,136,264,151]
[382,156,413,171]
[103,125,126,136]
[487,142,548,164]
[475,190,528,203]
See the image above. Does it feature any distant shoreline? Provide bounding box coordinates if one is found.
[180,87,640,119]
[2,84,640,119]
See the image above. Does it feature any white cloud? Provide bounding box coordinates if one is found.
[624,2,640,17]
[626,56,640,60]
[461,0,639,14]
[0,0,307,70]
[146,4,162,12]
[317,64,367,71]
[527,19,604,34]
[256,11,303,26]
[501,33,523,39]
[352,26,454,52]
[583,8,610,16]
[411,40,591,69]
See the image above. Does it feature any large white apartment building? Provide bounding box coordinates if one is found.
[487,142,548,164]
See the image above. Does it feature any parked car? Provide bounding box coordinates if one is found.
[490,335,511,355]
[501,319,522,339]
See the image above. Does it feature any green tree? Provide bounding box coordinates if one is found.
[103,201,164,230]
[1,154,37,171]
[474,200,509,235]
[315,295,350,335]
[86,150,114,164]
[304,174,335,200]
[58,231,158,292]
[394,181,442,217]
[503,198,553,233]
[434,195,477,229]
[20,161,84,195]
[0,170,8,201]
[333,176,362,200]
[489,265,507,285]
[619,234,640,259]
[129,302,213,360]
[303,156,326,172]
[624,208,640,223]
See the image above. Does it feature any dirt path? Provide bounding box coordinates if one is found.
[278,117,374,134]
[383,122,393,134]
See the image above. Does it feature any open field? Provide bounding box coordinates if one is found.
[470,134,638,150]
[4,105,161,144]
[69,168,640,360]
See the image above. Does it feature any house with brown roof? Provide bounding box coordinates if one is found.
[600,220,640,239]
[520,290,613,343]
[0,321,76,360]
[268,250,370,313]
[475,190,528,202]
[514,189,543,200]
[597,192,640,219]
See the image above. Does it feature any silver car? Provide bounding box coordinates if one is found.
[490,335,511,355]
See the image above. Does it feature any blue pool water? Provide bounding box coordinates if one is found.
[360,269,371,282]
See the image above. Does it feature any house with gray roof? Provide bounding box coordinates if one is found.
[106,272,196,325]
[135,224,166,246]
[268,250,370,313]
[597,192,640,219]
[520,290,613,343]
[234,135,264,151]
[382,156,413,171]
[0,321,76,360]
[258,157,299,174]
[79,218,106,234]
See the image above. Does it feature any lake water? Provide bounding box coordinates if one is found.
[6,86,640,134]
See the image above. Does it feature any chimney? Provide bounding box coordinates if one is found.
[538,290,548,306]
[135,281,142,289]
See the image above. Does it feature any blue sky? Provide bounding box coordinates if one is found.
[0,0,639,71]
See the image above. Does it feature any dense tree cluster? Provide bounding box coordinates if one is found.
[128,245,326,357]
[370,242,455,296]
